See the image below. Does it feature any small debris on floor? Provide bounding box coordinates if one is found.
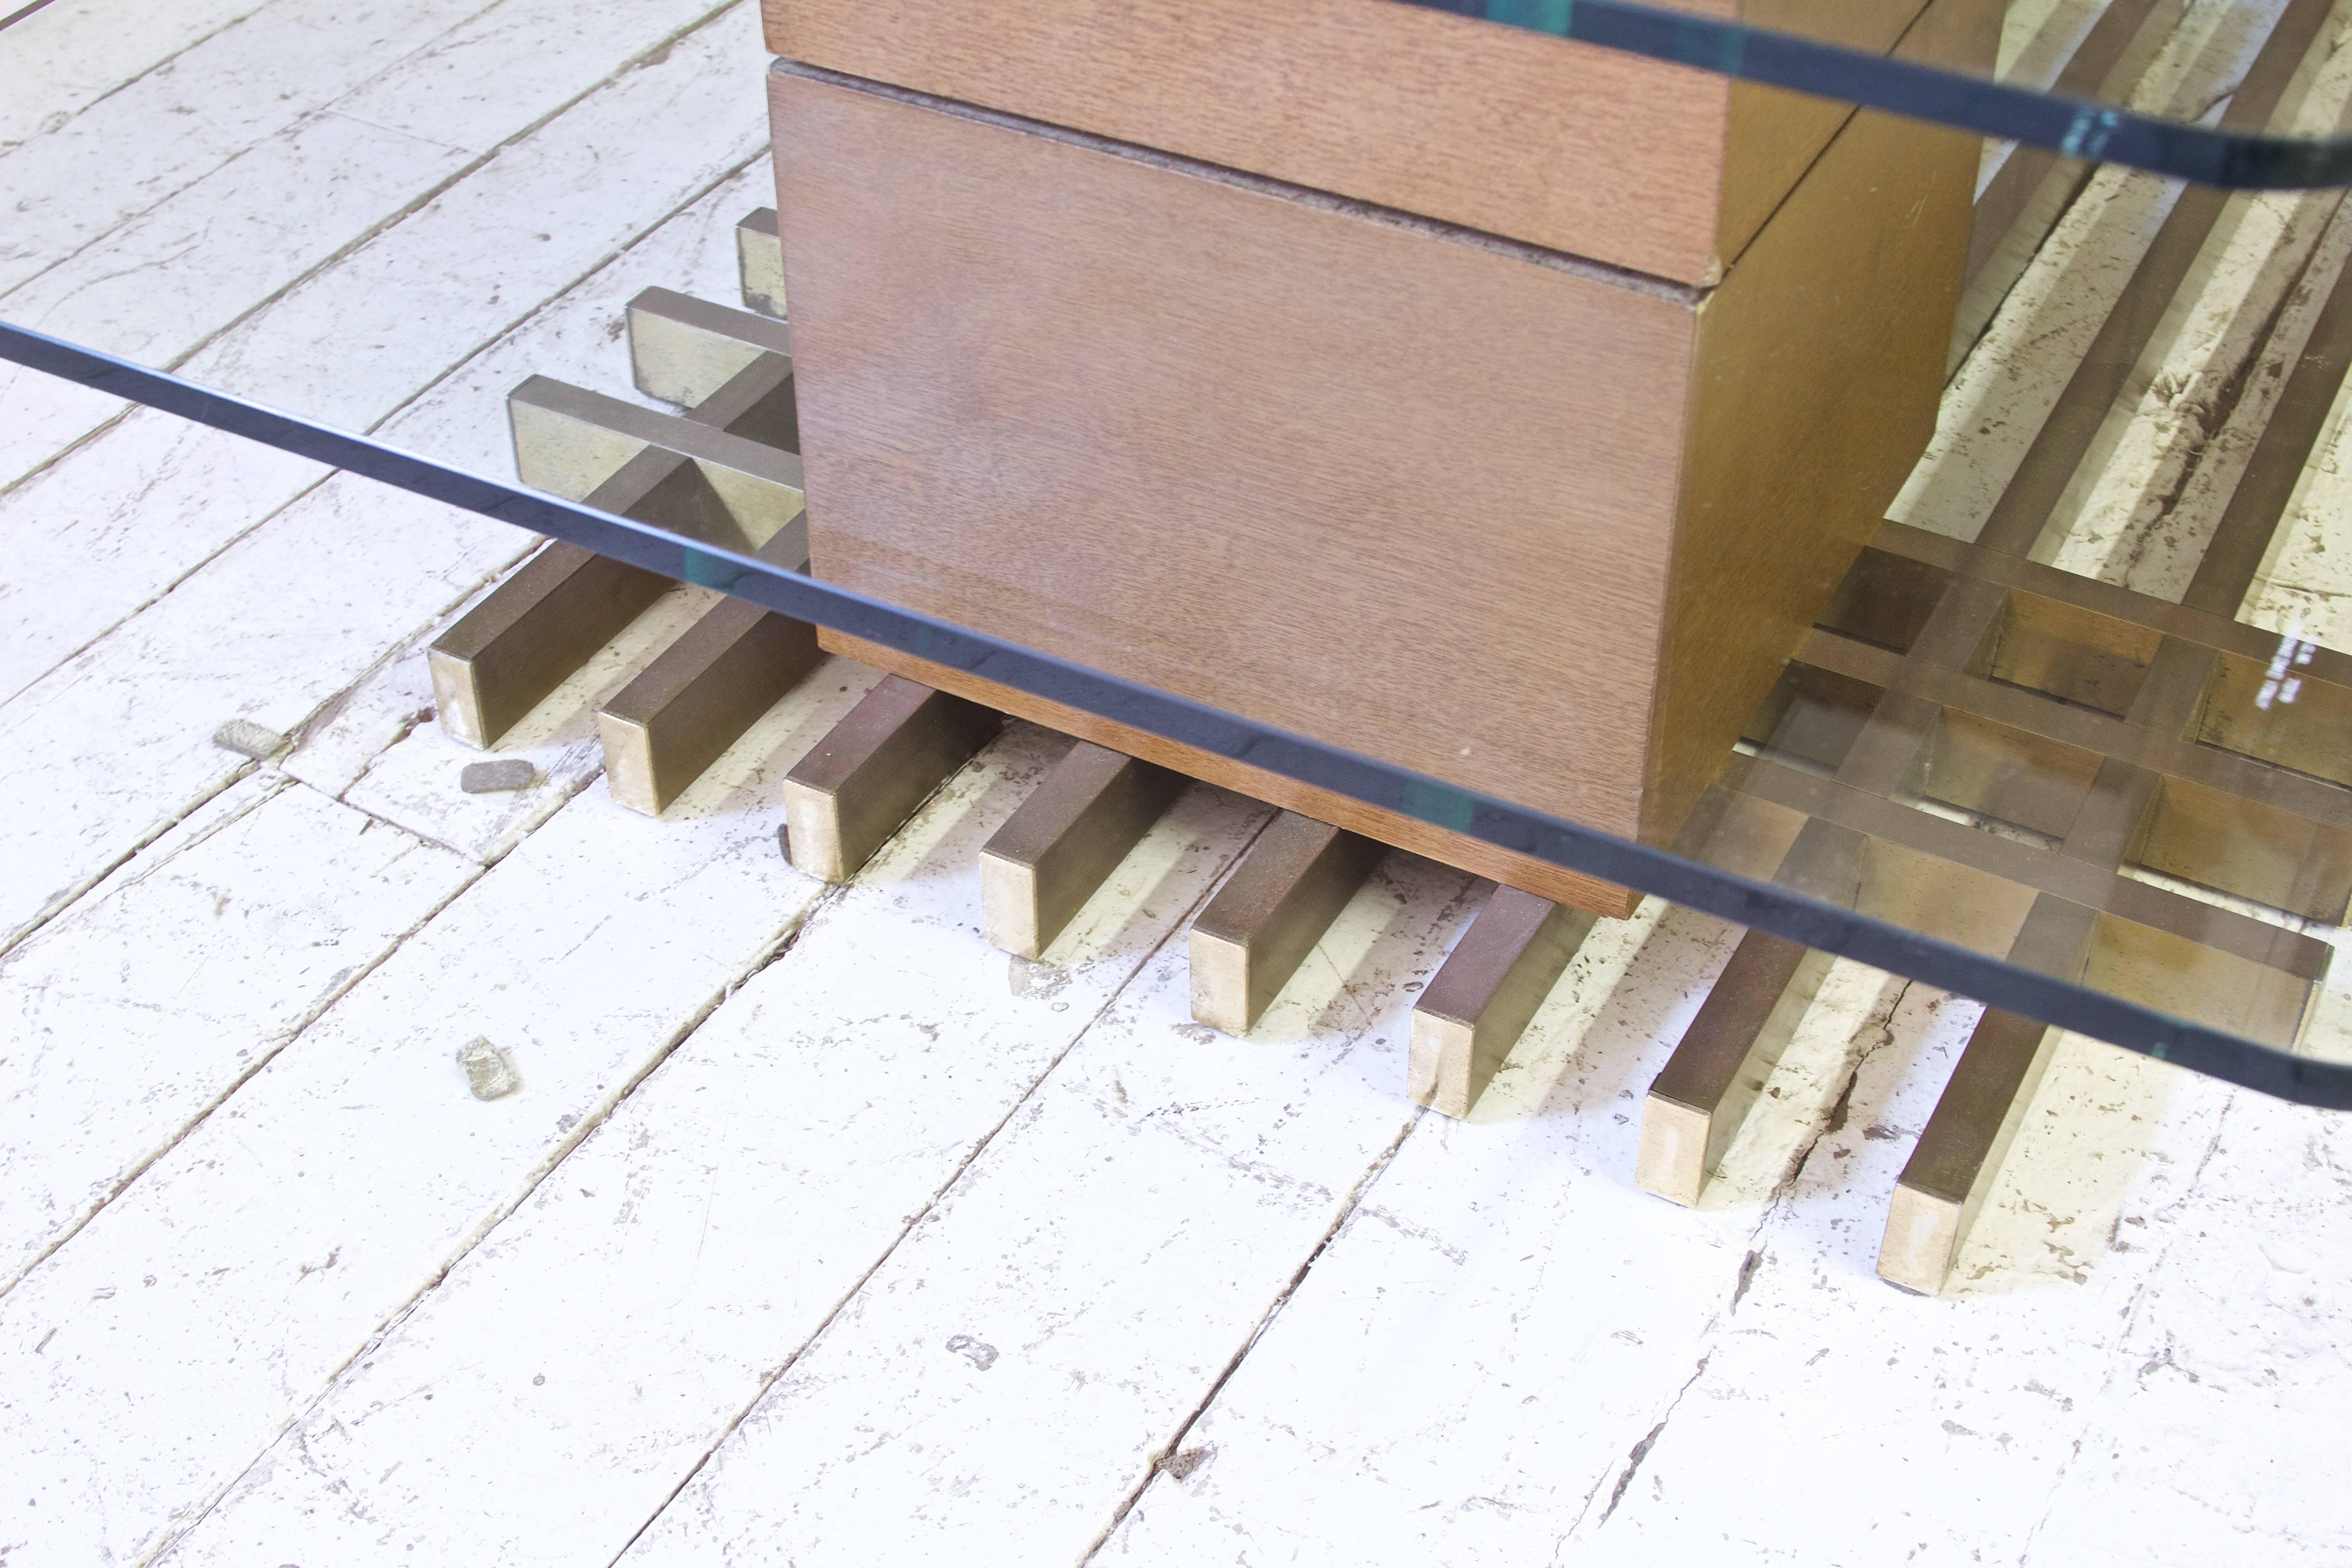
[776,823,792,860]
[211,719,286,760]
[1162,1445,1215,1480]
[460,759,536,794]
[944,1334,998,1370]
[456,1038,523,1101]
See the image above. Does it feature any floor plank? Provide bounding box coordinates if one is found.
[0,151,769,722]
[0,0,277,149]
[2021,1086,2352,1565]
[0,0,498,297]
[0,477,520,950]
[176,0,765,434]
[339,585,723,864]
[1091,906,1755,1564]
[3,110,474,371]
[0,417,330,709]
[1888,0,2288,544]
[614,854,1493,1568]
[0,63,774,943]
[1554,1022,2229,1564]
[0,779,478,1293]
[0,707,849,1565]
[163,738,1273,1566]
[4,0,2352,1562]
[0,0,760,491]
[2039,42,2352,594]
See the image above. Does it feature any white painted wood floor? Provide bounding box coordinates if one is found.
[2,0,2350,1563]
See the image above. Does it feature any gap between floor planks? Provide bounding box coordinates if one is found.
[0,0,756,497]
[154,743,1274,1564]
[0,699,855,1563]
[0,97,776,957]
[0,147,799,1313]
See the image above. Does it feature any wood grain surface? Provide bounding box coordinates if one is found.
[1643,84,1985,843]
[773,65,1972,861]
[774,64,1690,848]
[762,0,1942,284]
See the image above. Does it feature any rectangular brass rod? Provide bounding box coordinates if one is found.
[1968,0,2334,558]
[1889,574,2009,675]
[736,206,785,318]
[427,448,681,748]
[507,374,806,546]
[1408,886,1597,1120]
[1873,520,2352,690]
[1737,756,2332,986]
[779,675,1001,882]
[1188,812,1383,1035]
[2125,635,2222,734]
[1645,566,1953,1201]
[598,520,819,817]
[2053,640,2352,920]
[599,599,822,815]
[677,349,798,456]
[2062,757,2162,869]
[1830,689,1942,796]
[467,348,809,764]
[626,285,795,410]
[820,627,1638,918]
[2077,642,2352,923]
[1798,631,2352,832]
[1949,0,2171,368]
[1878,894,2097,1293]
[590,341,808,812]
[978,740,1186,958]
[1826,539,2352,915]
[1642,933,1835,1205]
[2184,238,2352,617]
[1638,817,1863,1204]
[1881,627,2288,1289]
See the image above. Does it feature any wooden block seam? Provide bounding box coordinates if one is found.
[761,0,1969,285]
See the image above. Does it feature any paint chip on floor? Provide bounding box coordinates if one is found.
[213,719,287,759]
[460,760,536,794]
[457,1038,522,1101]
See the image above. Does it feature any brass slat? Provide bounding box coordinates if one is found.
[1408,887,1596,1119]
[1968,0,2337,558]
[1189,813,1383,1035]
[978,741,1185,959]
[780,676,1001,882]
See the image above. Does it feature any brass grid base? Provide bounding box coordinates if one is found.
[442,97,2352,1295]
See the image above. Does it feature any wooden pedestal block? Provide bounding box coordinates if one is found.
[767,0,1989,910]
[764,0,1956,286]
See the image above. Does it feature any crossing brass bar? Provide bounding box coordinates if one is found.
[625,285,794,414]
[428,448,681,748]
[1879,896,2096,1293]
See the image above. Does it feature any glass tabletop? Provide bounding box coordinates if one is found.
[7,0,2352,1274]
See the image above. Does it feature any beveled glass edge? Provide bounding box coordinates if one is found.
[7,318,2344,1106]
[1396,0,2352,188]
